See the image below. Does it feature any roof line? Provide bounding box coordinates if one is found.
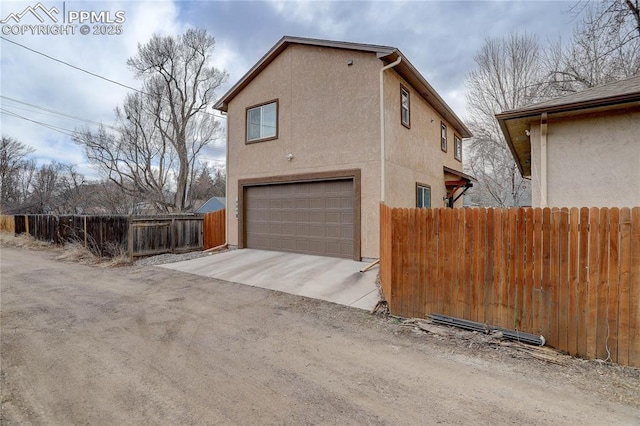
[213,36,396,111]
[213,35,472,138]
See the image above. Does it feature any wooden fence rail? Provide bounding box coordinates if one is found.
[379,204,640,367]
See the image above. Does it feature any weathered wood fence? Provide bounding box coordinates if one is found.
[380,204,640,367]
[129,215,204,259]
[203,209,226,249]
[5,211,226,259]
[0,215,15,233]
[13,215,129,256]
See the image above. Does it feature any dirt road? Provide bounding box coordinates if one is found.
[1,246,638,425]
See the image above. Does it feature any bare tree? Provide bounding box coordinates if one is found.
[465,32,547,207]
[546,1,640,94]
[75,29,227,213]
[0,136,34,212]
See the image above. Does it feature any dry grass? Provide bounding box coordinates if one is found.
[1,232,130,267]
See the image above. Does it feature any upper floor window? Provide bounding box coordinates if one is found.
[441,123,447,152]
[454,135,462,161]
[416,184,431,208]
[400,86,410,128]
[246,100,278,143]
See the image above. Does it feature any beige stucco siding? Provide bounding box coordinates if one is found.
[226,45,382,258]
[383,71,465,209]
[530,107,640,207]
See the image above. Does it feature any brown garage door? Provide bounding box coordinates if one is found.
[245,179,354,258]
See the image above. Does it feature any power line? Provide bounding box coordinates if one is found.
[1,36,142,94]
[1,109,78,138]
[1,36,227,120]
[1,95,119,130]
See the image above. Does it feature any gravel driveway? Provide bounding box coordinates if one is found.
[1,246,638,425]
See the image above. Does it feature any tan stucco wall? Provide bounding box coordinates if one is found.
[225,44,469,258]
[226,45,382,258]
[383,71,466,209]
[529,107,640,207]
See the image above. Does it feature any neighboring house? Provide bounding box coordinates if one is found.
[496,74,640,208]
[196,197,226,214]
[214,36,473,260]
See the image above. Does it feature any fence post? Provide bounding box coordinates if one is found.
[128,217,134,263]
[84,216,88,248]
[171,217,176,253]
[24,215,29,236]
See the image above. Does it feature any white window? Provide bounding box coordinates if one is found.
[416,184,431,208]
[401,86,410,128]
[247,100,277,142]
[441,123,447,152]
[454,135,462,161]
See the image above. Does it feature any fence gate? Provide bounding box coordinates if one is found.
[129,216,203,259]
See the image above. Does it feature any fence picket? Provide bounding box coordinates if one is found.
[607,208,620,363]
[587,207,600,358]
[596,208,610,360]
[629,207,640,367]
[568,208,579,356]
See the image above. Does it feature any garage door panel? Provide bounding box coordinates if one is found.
[245,179,354,258]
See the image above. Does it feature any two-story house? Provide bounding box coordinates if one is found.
[214,36,473,260]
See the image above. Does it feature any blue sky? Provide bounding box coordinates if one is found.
[0,0,578,179]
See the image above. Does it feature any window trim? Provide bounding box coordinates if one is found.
[454,134,462,161]
[400,85,410,129]
[245,99,279,144]
[441,122,448,152]
[416,183,431,209]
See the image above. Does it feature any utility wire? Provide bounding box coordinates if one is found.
[1,109,78,138]
[1,36,142,94]
[1,96,119,130]
[1,36,227,120]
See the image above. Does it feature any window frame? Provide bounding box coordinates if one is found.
[245,99,279,144]
[454,135,462,161]
[416,183,431,209]
[441,122,448,152]
[400,85,410,129]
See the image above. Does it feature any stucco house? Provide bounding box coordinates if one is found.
[496,74,640,208]
[214,36,472,260]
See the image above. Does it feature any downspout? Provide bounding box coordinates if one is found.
[380,55,402,204]
[540,112,548,207]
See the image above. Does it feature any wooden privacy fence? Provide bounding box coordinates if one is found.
[379,204,640,367]
[8,213,228,259]
[203,209,226,249]
[129,215,204,259]
[0,215,15,233]
[13,214,129,256]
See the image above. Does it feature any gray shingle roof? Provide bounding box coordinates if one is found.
[196,197,225,213]
[498,73,640,117]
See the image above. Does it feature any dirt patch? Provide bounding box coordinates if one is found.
[1,246,639,425]
[1,232,129,267]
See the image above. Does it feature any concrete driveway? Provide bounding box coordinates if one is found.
[158,249,380,310]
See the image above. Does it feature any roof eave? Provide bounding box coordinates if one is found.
[495,92,640,121]
[496,116,528,177]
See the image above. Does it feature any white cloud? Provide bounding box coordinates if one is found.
[0,0,183,179]
[268,0,349,38]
